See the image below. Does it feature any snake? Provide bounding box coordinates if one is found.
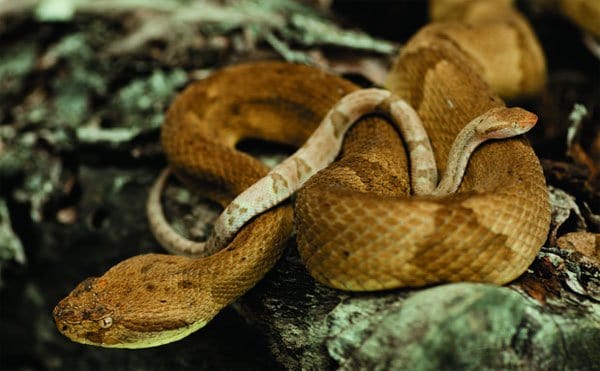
[148,94,537,258]
[53,0,551,348]
[147,88,437,257]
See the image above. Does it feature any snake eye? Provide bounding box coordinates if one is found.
[99,316,113,328]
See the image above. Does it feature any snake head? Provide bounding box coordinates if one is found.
[476,107,538,139]
[53,276,116,344]
[53,254,215,348]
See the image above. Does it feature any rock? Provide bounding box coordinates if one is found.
[238,246,600,370]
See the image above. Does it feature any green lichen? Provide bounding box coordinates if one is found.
[286,13,396,53]
[244,0,396,63]
[0,38,37,86]
[34,0,76,21]
[329,283,600,370]
[75,126,140,144]
[0,199,26,264]
[0,28,190,229]
[29,0,396,65]
[6,33,110,152]
[111,68,187,132]
[0,37,37,121]
[0,128,63,222]
[14,154,62,223]
[47,34,107,129]
[0,198,26,287]
[566,103,588,151]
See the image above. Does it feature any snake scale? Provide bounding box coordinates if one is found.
[54,0,551,348]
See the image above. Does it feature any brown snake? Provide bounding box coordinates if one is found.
[147,88,438,257]
[148,98,536,258]
[54,0,551,348]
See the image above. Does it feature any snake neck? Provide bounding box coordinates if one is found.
[433,118,485,196]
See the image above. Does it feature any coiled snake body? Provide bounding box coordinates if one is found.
[54,1,551,348]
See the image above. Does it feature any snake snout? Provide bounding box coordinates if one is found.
[53,299,82,338]
[53,298,78,323]
[53,276,113,331]
[505,107,538,132]
[517,110,538,131]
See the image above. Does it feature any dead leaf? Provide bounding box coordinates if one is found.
[548,186,587,245]
[557,231,600,265]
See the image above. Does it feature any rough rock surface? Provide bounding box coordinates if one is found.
[238,244,600,370]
